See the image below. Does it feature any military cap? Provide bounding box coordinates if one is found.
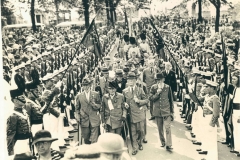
[216,40,221,44]
[103,56,111,62]
[123,35,129,42]
[107,80,118,89]
[127,72,137,79]
[140,33,146,40]
[10,88,24,99]
[101,67,109,73]
[129,37,136,45]
[41,73,53,81]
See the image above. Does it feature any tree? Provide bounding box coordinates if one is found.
[31,0,37,32]
[1,0,16,26]
[209,0,233,32]
[82,0,90,28]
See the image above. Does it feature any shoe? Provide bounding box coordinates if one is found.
[161,144,165,147]
[181,116,186,118]
[191,135,196,138]
[132,150,138,155]
[193,142,202,145]
[139,145,143,150]
[177,104,182,107]
[221,142,229,145]
[143,139,148,143]
[183,120,187,123]
[149,117,155,120]
[237,154,240,157]
[166,146,173,150]
[196,149,201,151]
[179,109,182,112]
[230,150,239,154]
[227,144,231,147]
[199,151,208,154]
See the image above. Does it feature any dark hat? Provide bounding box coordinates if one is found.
[10,89,24,99]
[82,77,91,85]
[140,33,146,40]
[32,130,58,145]
[108,81,118,89]
[115,69,123,76]
[129,37,136,45]
[155,72,165,80]
[101,67,109,73]
[123,67,129,73]
[123,35,129,42]
[127,72,137,79]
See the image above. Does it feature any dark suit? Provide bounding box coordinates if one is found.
[115,78,127,93]
[163,70,177,92]
[14,73,25,93]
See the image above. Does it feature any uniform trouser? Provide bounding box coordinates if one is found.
[191,105,198,134]
[233,109,240,152]
[177,86,183,102]
[186,102,195,123]
[107,125,122,135]
[156,116,172,147]
[223,116,231,144]
[81,124,99,144]
[182,98,190,116]
[201,115,218,160]
[131,121,145,151]
[147,86,154,117]
[144,111,147,137]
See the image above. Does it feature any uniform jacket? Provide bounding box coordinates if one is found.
[99,77,109,95]
[123,86,149,123]
[101,93,127,129]
[149,84,174,117]
[143,67,159,88]
[14,73,25,92]
[24,98,43,125]
[7,110,31,155]
[75,91,101,128]
[206,95,221,127]
[163,70,177,92]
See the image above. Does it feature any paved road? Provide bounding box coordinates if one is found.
[126,102,239,160]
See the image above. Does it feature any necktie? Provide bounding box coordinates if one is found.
[150,68,153,74]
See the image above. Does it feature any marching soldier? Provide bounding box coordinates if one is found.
[75,77,101,144]
[123,72,149,155]
[101,81,127,134]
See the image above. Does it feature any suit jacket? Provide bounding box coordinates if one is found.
[101,93,127,129]
[123,86,149,123]
[143,67,159,88]
[149,84,174,117]
[163,70,177,92]
[75,91,101,127]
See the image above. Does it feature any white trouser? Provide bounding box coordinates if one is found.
[196,108,204,142]
[201,115,218,160]
[31,124,42,136]
[191,104,200,135]
[233,110,240,152]
[14,139,30,155]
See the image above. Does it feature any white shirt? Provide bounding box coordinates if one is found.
[85,91,90,101]
[233,88,240,103]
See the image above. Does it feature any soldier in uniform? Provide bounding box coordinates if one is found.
[7,89,31,155]
[101,81,127,135]
[75,77,101,144]
[122,72,149,155]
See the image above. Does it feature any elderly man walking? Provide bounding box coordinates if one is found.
[149,73,174,150]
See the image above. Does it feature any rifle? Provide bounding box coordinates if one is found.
[57,52,60,70]
[54,54,57,70]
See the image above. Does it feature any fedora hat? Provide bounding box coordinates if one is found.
[107,81,118,89]
[32,130,58,145]
[97,133,127,154]
[127,72,137,79]
[82,77,91,85]
[155,73,165,80]
[101,67,109,73]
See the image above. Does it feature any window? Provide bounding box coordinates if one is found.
[36,15,41,23]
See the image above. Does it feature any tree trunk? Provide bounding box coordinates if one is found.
[31,0,37,32]
[105,0,110,25]
[197,0,202,23]
[109,0,114,27]
[83,0,90,29]
[215,6,220,32]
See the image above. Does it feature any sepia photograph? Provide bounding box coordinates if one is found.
[1,0,240,159]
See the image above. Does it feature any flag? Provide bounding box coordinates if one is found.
[124,7,129,35]
[148,15,164,50]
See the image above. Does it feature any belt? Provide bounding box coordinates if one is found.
[233,103,240,110]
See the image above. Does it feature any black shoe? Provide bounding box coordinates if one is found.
[230,150,239,154]
[196,149,201,151]
[166,146,173,150]
[198,151,208,154]
[237,154,240,157]
[227,144,231,147]
[143,139,148,143]
[181,116,186,118]
[221,142,229,145]
[191,135,196,138]
[183,120,187,123]
[149,117,155,120]
[177,104,182,107]
[132,150,138,155]
[161,144,165,147]
[193,142,202,145]
[139,145,143,150]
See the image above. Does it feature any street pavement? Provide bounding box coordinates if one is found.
[127,102,239,160]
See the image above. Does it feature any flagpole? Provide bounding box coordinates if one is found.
[61,9,102,81]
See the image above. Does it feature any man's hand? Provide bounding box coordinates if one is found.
[133,96,140,103]
[124,103,129,109]
[157,88,162,93]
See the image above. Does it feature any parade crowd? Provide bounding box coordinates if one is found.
[2,15,240,160]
